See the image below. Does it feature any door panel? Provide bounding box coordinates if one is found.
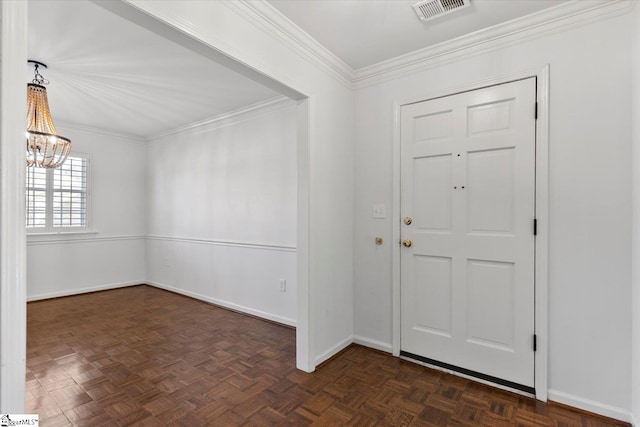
[466,259,515,350]
[414,110,453,141]
[414,155,453,231]
[467,147,515,234]
[467,98,514,135]
[400,78,536,389]
[413,255,453,337]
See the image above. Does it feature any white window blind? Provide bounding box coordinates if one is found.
[26,155,90,232]
[53,157,87,227]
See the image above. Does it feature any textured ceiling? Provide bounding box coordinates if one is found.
[28,0,282,139]
[267,0,575,70]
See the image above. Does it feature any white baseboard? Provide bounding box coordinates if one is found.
[548,389,633,423]
[314,335,353,367]
[353,335,392,353]
[27,281,142,301]
[147,281,296,327]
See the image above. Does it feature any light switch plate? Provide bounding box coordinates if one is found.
[372,204,386,219]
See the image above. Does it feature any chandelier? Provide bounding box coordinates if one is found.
[26,60,71,168]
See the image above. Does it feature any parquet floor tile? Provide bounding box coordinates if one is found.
[26,285,629,426]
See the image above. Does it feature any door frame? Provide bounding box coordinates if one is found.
[0,0,28,411]
[391,65,550,401]
[90,0,315,373]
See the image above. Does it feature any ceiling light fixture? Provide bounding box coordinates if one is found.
[26,60,71,168]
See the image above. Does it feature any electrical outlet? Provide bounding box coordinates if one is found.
[279,279,286,292]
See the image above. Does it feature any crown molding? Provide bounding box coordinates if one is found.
[352,0,634,88]
[58,97,294,145]
[56,120,145,144]
[231,0,633,91]
[147,95,294,142]
[120,0,633,97]
[225,0,354,89]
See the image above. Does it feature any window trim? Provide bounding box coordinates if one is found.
[26,152,92,234]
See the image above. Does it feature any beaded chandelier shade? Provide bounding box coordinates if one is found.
[26,61,71,168]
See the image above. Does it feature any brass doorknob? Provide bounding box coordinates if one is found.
[402,239,412,247]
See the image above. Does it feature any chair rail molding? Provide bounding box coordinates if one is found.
[145,235,296,253]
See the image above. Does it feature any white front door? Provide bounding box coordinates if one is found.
[400,78,536,390]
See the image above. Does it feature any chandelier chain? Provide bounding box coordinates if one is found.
[32,63,49,85]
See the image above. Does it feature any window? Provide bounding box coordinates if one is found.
[26,155,90,232]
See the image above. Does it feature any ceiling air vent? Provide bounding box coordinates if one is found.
[412,0,470,22]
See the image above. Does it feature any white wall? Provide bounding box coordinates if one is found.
[128,0,355,369]
[631,3,640,425]
[27,125,146,300]
[145,100,298,325]
[354,11,632,419]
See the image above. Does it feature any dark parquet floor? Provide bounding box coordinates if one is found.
[26,285,629,426]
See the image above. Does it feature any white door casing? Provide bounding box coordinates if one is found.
[400,78,536,389]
